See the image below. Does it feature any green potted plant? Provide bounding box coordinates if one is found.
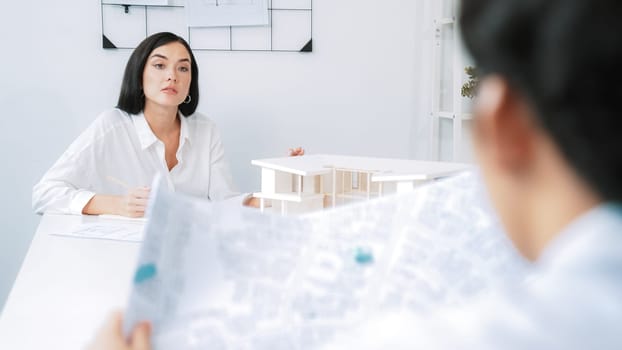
[461,66,479,99]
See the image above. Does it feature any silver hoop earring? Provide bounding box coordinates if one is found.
[184,95,192,104]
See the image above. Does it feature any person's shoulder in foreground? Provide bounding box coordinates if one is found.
[325,204,622,349]
[330,0,622,347]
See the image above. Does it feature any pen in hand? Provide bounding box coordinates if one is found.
[105,175,131,190]
[106,175,150,218]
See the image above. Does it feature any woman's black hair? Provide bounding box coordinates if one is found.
[117,32,199,116]
[460,0,622,201]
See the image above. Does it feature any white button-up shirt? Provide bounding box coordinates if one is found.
[32,108,240,215]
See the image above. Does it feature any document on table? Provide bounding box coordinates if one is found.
[124,172,527,349]
[51,221,145,242]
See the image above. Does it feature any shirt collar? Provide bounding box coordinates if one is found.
[132,111,192,150]
[179,112,191,149]
[537,202,622,270]
[132,112,158,150]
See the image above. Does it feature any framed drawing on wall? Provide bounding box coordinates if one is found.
[101,0,313,52]
[102,0,169,5]
[185,0,270,28]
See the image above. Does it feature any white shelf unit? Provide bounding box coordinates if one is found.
[429,0,475,162]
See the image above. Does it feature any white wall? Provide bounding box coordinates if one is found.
[0,0,428,311]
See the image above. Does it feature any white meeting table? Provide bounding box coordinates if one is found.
[0,214,141,349]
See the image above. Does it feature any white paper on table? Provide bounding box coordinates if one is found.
[185,0,269,27]
[51,222,145,242]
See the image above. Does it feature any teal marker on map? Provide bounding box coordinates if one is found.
[134,263,157,284]
[355,247,374,265]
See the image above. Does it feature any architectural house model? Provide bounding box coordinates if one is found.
[251,154,472,214]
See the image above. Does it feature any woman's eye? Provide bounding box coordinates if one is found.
[179,66,189,72]
[154,63,164,69]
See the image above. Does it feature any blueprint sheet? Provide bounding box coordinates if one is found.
[124,172,526,349]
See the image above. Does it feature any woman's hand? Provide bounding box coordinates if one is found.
[82,187,150,218]
[288,147,305,157]
[118,187,151,217]
[87,311,151,350]
[244,147,305,209]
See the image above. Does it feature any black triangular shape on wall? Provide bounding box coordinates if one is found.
[103,35,117,49]
[300,39,312,52]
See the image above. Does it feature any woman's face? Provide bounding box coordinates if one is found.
[142,41,192,111]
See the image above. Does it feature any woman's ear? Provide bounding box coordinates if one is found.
[473,76,536,174]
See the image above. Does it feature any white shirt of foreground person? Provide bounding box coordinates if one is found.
[324,203,622,350]
[32,108,239,215]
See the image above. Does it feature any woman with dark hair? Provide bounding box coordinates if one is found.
[32,32,277,217]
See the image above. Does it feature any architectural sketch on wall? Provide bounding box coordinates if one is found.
[251,154,472,215]
[101,0,312,52]
[110,0,168,5]
[186,0,269,27]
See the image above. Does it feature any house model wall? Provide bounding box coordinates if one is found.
[251,155,472,215]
